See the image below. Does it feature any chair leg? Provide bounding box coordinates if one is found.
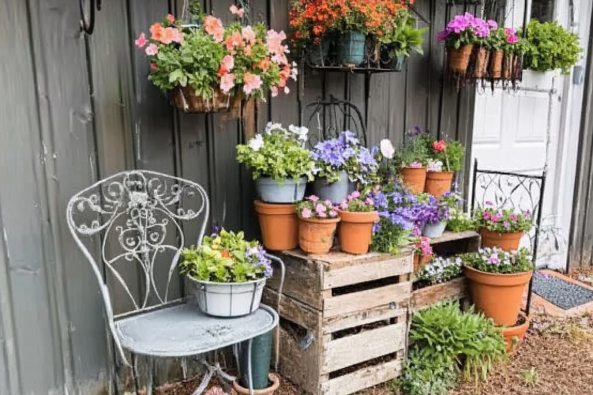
[146,356,154,395]
[247,338,254,395]
[131,353,140,395]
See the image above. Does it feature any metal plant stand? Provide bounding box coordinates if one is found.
[66,170,284,395]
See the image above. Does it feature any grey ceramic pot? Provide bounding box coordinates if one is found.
[422,221,447,238]
[312,171,350,204]
[255,176,306,203]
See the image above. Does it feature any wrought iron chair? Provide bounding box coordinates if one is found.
[471,159,547,315]
[66,170,281,395]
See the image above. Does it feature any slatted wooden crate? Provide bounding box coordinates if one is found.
[264,249,414,395]
[411,277,469,312]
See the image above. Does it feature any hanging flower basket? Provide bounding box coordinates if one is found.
[502,53,514,80]
[472,47,490,79]
[489,50,504,79]
[170,86,236,113]
[448,45,473,74]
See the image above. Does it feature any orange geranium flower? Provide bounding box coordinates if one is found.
[149,22,163,41]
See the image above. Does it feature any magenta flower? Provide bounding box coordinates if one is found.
[483,211,491,220]
[487,20,498,29]
[485,201,493,206]
[491,215,500,222]
[489,254,500,264]
[301,208,312,219]
[351,191,361,199]
[510,214,518,221]
[507,35,519,44]
[308,195,319,202]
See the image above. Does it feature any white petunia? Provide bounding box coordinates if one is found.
[427,159,444,172]
[249,134,264,151]
[264,122,285,135]
[289,124,309,142]
[380,139,395,159]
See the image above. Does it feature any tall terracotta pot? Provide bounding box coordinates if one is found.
[338,210,379,255]
[399,167,427,194]
[424,171,454,198]
[463,265,533,326]
[480,228,523,251]
[490,50,503,79]
[473,47,489,78]
[448,45,473,74]
[299,217,340,254]
[254,201,298,251]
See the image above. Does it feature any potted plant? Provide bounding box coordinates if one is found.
[180,229,273,317]
[237,123,314,250]
[413,236,433,272]
[311,131,379,203]
[437,13,489,75]
[420,194,449,238]
[415,256,463,286]
[486,27,508,79]
[393,129,430,194]
[470,19,497,78]
[473,203,533,251]
[333,1,369,66]
[134,6,297,113]
[378,9,427,71]
[424,138,465,198]
[337,191,379,254]
[462,247,534,326]
[297,196,340,254]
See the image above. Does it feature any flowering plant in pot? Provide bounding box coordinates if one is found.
[393,129,430,194]
[412,236,433,272]
[237,122,314,251]
[297,196,340,254]
[424,138,465,198]
[134,6,297,114]
[419,194,450,238]
[473,203,533,251]
[311,131,379,203]
[415,256,463,288]
[462,247,534,326]
[470,19,497,78]
[437,13,491,75]
[378,9,427,71]
[337,191,378,254]
[179,229,273,317]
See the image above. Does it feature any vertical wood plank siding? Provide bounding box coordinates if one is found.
[0,0,476,393]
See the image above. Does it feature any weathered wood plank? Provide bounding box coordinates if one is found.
[411,277,468,312]
[269,253,323,309]
[276,325,321,395]
[323,282,411,318]
[323,305,407,334]
[430,231,480,245]
[263,288,322,334]
[320,358,403,395]
[322,322,406,373]
[323,254,413,289]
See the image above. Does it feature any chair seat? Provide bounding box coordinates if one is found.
[114,303,278,357]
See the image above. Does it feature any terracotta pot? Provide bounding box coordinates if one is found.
[502,313,530,354]
[233,373,280,395]
[480,228,524,251]
[502,53,514,80]
[448,45,473,74]
[413,253,433,272]
[338,210,379,254]
[463,265,533,326]
[254,201,298,251]
[473,47,489,78]
[490,50,503,79]
[170,85,234,113]
[299,217,340,254]
[424,171,454,198]
[399,167,427,194]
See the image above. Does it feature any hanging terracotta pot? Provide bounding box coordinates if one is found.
[413,253,433,272]
[502,313,530,354]
[473,47,489,78]
[489,50,504,79]
[463,265,532,326]
[399,167,427,194]
[338,210,379,255]
[424,171,454,198]
[502,53,514,80]
[299,217,340,254]
[170,85,234,113]
[448,45,473,74]
[480,228,524,251]
[254,201,298,251]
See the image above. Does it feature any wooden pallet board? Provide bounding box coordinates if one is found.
[411,277,469,312]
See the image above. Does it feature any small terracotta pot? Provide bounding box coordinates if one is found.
[480,228,524,251]
[490,50,503,79]
[463,265,533,326]
[473,47,489,78]
[413,253,433,272]
[254,201,298,251]
[502,313,530,354]
[233,373,280,395]
[448,45,473,74]
[399,167,427,194]
[338,210,379,255]
[299,217,340,254]
[424,171,454,198]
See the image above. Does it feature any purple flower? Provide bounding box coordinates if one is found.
[487,19,498,29]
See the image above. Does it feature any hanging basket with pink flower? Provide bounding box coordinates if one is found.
[134,5,297,116]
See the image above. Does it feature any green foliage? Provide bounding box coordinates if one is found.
[379,10,427,58]
[399,348,458,395]
[431,140,465,172]
[522,19,583,75]
[339,192,376,213]
[473,206,533,233]
[371,217,411,254]
[179,229,271,283]
[297,196,339,219]
[394,131,430,168]
[462,247,535,274]
[236,124,315,182]
[415,256,463,286]
[519,367,539,387]
[487,27,507,51]
[447,209,477,232]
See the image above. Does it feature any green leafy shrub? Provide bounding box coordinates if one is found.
[399,348,458,395]
[522,19,583,74]
[447,208,476,232]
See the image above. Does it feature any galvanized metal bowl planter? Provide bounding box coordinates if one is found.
[189,276,266,318]
[255,176,307,204]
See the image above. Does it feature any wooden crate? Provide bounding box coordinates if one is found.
[411,277,469,312]
[264,249,414,395]
[429,231,481,256]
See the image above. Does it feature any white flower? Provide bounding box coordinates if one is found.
[289,125,309,142]
[248,134,264,151]
[264,122,286,135]
[380,139,395,159]
[284,86,290,94]
[427,159,444,172]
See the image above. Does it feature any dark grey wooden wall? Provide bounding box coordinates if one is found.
[0,0,476,394]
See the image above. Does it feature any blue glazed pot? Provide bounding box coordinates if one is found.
[312,171,350,204]
[422,221,447,238]
[338,31,366,66]
[255,177,307,203]
[238,330,273,389]
[308,36,332,66]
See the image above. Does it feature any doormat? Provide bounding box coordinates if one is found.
[532,274,593,310]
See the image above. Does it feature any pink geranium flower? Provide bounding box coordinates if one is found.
[242,26,256,45]
[243,72,262,95]
[351,191,361,199]
[135,32,147,48]
[308,195,319,202]
[483,211,491,220]
[220,73,235,93]
[221,55,235,72]
[266,30,287,55]
[490,215,500,222]
[166,14,175,23]
[145,44,158,56]
[301,208,312,219]
[230,5,245,18]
